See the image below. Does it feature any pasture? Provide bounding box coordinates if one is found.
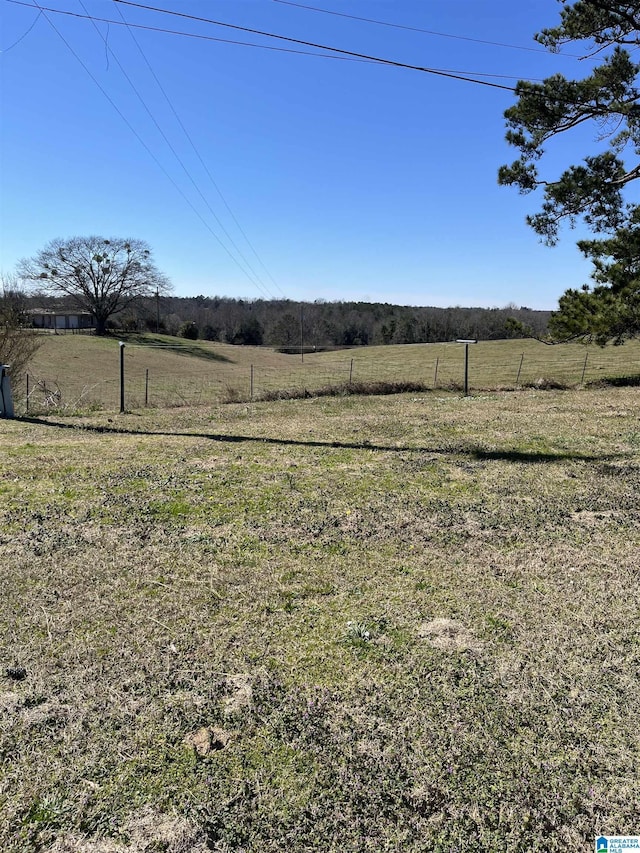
[1,378,639,850]
[16,333,640,413]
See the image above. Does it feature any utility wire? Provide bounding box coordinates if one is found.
[0,6,41,52]
[6,0,523,88]
[75,0,273,298]
[26,1,275,297]
[10,1,627,186]
[86,2,276,298]
[109,0,517,92]
[7,2,627,124]
[4,1,394,65]
[271,0,587,59]
[8,2,632,130]
[112,0,287,297]
[106,2,635,115]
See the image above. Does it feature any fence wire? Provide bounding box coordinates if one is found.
[15,341,640,415]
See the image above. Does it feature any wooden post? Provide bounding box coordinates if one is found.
[581,351,589,384]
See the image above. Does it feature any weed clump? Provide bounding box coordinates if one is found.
[255,380,431,403]
[522,377,570,390]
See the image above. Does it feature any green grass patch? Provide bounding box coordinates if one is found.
[1,388,639,850]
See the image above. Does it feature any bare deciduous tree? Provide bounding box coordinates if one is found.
[19,236,172,335]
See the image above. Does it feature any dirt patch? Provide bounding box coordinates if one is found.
[0,691,23,714]
[222,673,253,715]
[47,807,209,852]
[20,700,69,728]
[183,725,232,756]
[417,618,482,653]
[570,510,616,525]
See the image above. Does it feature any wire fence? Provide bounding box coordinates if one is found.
[14,340,640,416]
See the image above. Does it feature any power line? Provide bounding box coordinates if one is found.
[112,0,287,297]
[8,1,629,136]
[26,0,277,298]
[6,0,524,89]
[109,0,516,92]
[10,1,624,203]
[4,1,393,65]
[271,0,585,58]
[7,2,623,129]
[0,5,41,52]
[73,0,274,298]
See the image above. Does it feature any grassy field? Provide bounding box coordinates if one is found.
[1,384,639,851]
[15,333,640,414]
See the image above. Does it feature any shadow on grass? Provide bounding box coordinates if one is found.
[470,448,592,463]
[587,374,640,388]
[16,417,617,464]
[116,333,233,363]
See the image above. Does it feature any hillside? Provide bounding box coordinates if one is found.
[14,333,640,415]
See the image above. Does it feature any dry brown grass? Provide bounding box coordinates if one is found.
[1,387,640,850]
[15,332,640,414]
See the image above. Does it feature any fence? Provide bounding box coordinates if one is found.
[15,339,640,416]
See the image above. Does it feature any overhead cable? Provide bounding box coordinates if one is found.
[109,0,516,91]
[0,6,41,52]
[74,0,273,298]
[271,0,585,58]
[7,0,520,88]
[6,0,384,64]
[112,0,287,296]
[26,0,277,296]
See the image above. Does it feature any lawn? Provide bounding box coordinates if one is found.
[1,386,639,851]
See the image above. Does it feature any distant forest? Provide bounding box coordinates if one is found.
[31,294,551,348]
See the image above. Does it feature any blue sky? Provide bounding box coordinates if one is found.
[0,0,603,308]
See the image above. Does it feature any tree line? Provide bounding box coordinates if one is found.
[25,291,551,347]
[10,236,548,347]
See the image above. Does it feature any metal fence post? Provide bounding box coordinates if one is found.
[145,368,149,407]
[0,365,14,418]
[516,353,524,387]
[456,339,477,396]
[464,343,469,396]
[119,341,125,413]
